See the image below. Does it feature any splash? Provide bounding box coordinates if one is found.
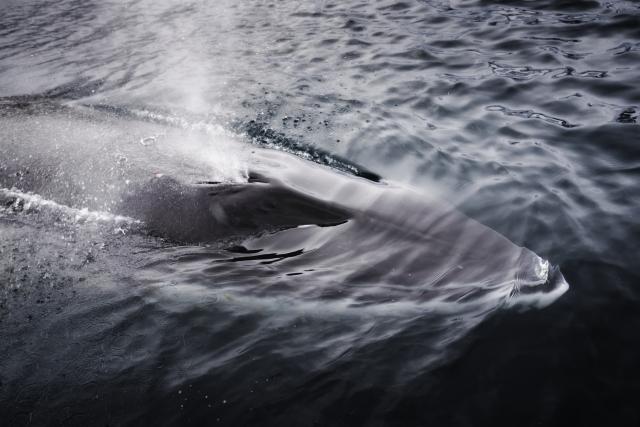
[0,187,143,232]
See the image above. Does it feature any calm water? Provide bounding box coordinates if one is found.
[1,0,639,425]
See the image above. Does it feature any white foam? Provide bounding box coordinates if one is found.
[506,268,570,309]
[0,187,142,227]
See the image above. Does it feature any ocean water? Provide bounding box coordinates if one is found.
[0,0,639,426]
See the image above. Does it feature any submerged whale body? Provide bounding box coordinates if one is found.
[0,99,568,307]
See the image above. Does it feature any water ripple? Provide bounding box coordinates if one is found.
[486,104,579,128]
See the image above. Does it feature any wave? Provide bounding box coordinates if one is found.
[0,187,143,232]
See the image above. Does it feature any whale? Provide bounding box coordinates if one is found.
[0,97,568,307]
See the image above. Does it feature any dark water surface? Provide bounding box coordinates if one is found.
[1,0,639,426]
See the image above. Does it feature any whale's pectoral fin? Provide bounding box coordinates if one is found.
[119,174,351,243]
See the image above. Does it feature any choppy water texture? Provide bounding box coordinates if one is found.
[1,0,639,426]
